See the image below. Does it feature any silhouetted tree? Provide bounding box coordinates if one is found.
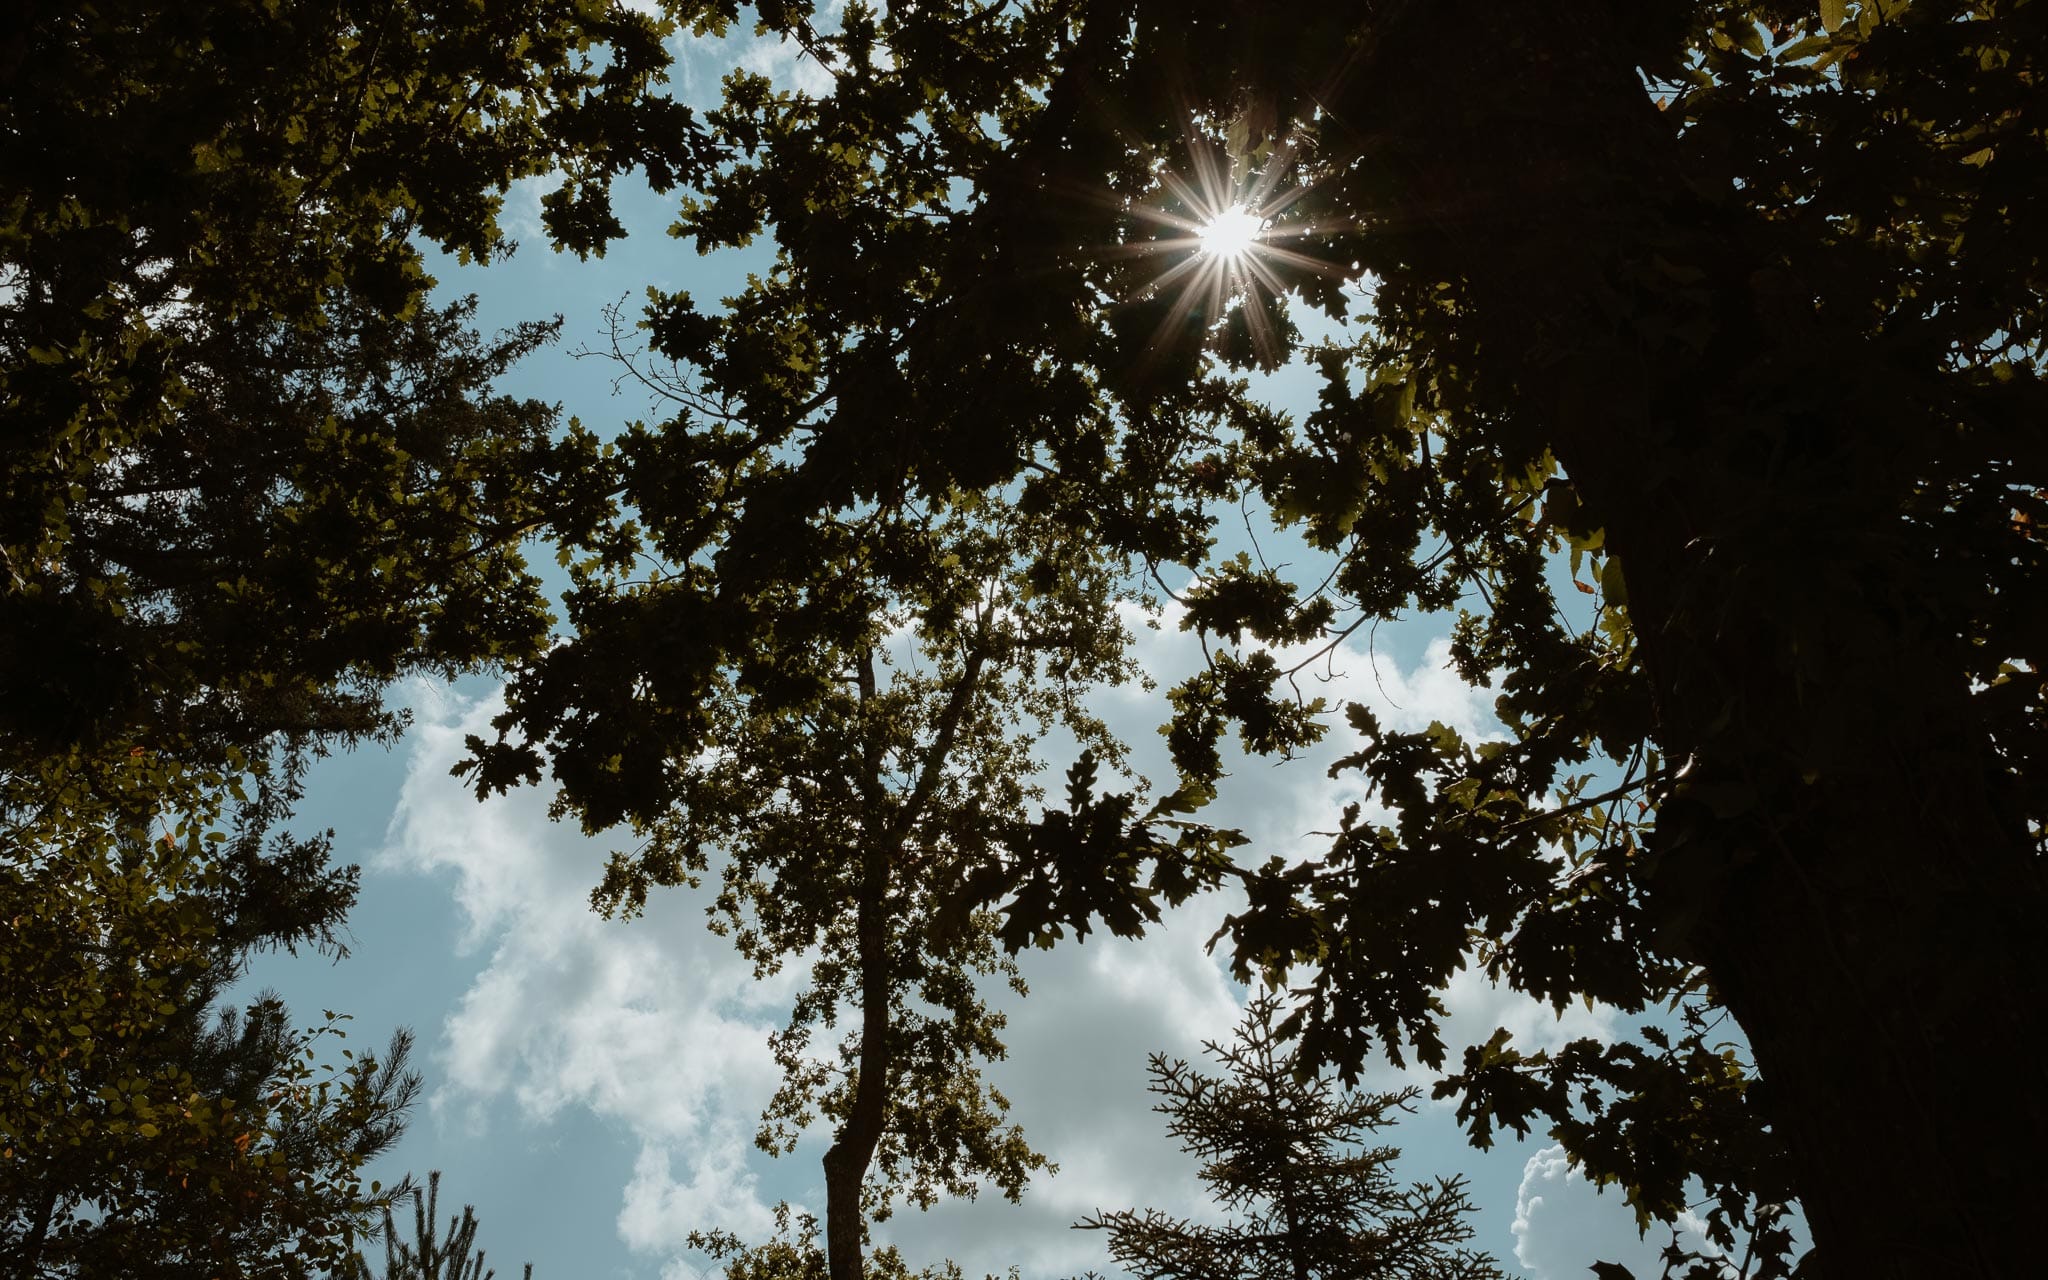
[4,2,706,1273]
[469,374,1206,1277]
[1080,996,1500,1280]
[344,1171,532,1280]
[1,767,420,1280]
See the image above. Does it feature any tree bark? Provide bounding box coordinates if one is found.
[821,638,989,1280]
[824,654,896,1280]
[821,843,890,1280]
[1324,3,2048,1274]
[9,1185,58,1280]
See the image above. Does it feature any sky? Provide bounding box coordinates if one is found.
[240,14,1752,1280]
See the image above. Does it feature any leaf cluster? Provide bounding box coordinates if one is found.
[3,0,715,805]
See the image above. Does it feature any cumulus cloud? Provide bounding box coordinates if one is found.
[668,0,853,106]
[619,1132,782,1255]
[1513,1145,1721,1280]
[733,33,840,99]
[869,899,1248,1278]
[381,684,794,1264]
[860,608,1623,1278]
[1514,1144,1811,1280]
[497,175,553,251]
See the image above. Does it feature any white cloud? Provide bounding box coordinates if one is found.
[499,175,553,250]
[857,898,1246,1279]
[619,1133,783,1254]
[1088,599,1619,1064]
[1514,1145,1810,1280]
[1514,1145,1691,1280]
[664,0,871,107]
[734,34,839,99]
[854,611,1624,1279]
[382,686,792,1266]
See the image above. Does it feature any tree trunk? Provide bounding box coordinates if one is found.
[1329,3,2048,1274]
[822,834,891,1280]
[9,1185,58,1280]
[825,655,895,1280]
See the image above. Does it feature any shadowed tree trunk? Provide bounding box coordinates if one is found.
[819,643,991,1280]
[820,831,892,1280]
[1322,3,2047,1273]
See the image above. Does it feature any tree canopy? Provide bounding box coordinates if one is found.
[466,2,2046,1277]
[8,1,2044,1277]
[2,0,710,795]
[0,773,421,1278]
[467,304,1244,1279]
[3,2,715,1273]
[345,1170,533,1280]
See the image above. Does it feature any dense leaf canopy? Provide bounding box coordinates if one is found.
[3,3,714,1274]
[1,0,710,790]
[469,299,1240,1277]
[0,757,421,1279]
[8,0,2042,1275]
[473,2,2046,1276]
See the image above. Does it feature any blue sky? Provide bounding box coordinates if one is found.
[240,15,1749,1280]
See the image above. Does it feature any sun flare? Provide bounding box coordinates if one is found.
[1197,205,1266,260]
[1117,126,1351,366]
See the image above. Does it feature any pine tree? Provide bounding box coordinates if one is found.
[1080,996,1501,1280]
[0,769,421,1280]
[6,3,702,1268]
[346,1171,532,1280]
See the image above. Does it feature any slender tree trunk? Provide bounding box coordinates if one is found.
[11,1185,58,1280]
[1324,3,2048,1274]
[820,638,991,1280]
[824,653,895,1280]
[1262,1070,1313,1280]
[821,843,891,1280]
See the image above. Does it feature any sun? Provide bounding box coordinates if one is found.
[1112,124,1352,366]
[1197,205,1267,260]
